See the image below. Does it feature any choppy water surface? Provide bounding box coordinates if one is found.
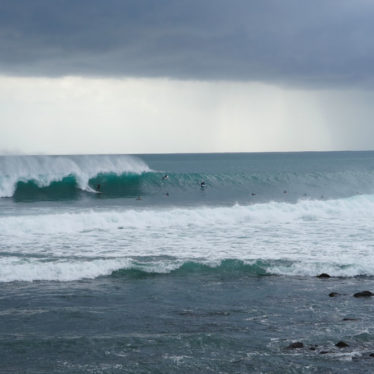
[2,152,374,373]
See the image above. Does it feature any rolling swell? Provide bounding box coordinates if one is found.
[7,168,374,202]
[2,255,374,282]
[8,171,222,201]
[12,172,157,201]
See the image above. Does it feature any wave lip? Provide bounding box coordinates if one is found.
[0,154,151,198]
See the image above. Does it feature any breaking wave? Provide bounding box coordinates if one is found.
[0,154,151,199]
[1,257,374,283]
[2,153,374,202]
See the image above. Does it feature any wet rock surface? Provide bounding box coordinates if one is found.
[335,341,349,348]
[287,342,304,349]
[353,291,374,298]
[317,273,331,278]
[329,292,340,297]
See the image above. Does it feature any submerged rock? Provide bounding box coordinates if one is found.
[342,317,358,321]
[353,291,374,298]
[329,292,339,297]
[287,342,304,349]
[317,273,330,278]
[335,341,349,348]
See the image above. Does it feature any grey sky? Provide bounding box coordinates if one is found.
[1,1,374,154]
[1,0,374,87]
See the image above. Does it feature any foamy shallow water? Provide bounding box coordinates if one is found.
[1,194,374,281]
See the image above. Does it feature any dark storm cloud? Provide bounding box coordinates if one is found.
[1,0,374,86]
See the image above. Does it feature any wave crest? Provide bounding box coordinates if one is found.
[0,154,151,198]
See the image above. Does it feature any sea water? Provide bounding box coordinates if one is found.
[1,152,374,373]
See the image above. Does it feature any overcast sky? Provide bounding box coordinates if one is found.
[1,0,374,154]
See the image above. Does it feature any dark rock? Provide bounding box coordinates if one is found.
[369,353,374,358]
[343,318,358,321]
[335,341,349,348]
[329,292,339,297]
[320,351,329,354]
[354,291,374,298]
[317,273,330,278]
[309,345,318,351]
[287,342,304,349]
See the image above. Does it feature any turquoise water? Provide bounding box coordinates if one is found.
[2,152,374,372]
[3,152,374,204]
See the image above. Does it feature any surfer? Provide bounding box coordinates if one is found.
[200,181,206,189]
[96,184,101,192]
[136,196,142,201]
[162,174,168,180]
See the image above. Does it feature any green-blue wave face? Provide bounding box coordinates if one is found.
[2,152,374,204]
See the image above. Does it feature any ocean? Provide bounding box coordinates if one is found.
[2,152,374,373]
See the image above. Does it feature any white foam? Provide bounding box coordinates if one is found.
[1,194,374,234]
[266,260,374,278]
[0,258,131,282]
[0,256,186,282]
[0,154,151,197]
[3,195,374,281]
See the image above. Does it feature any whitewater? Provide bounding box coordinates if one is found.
[1,152,374,282]
[2,194,374,282]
